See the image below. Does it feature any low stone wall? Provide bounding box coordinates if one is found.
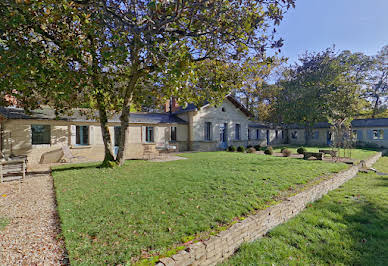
[157,152,382,266]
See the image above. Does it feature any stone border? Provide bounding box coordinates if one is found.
[157,152,382,266]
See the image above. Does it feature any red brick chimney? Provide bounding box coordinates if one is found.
[164,97,179,113]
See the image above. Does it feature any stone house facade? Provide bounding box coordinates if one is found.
[0,96,284,164]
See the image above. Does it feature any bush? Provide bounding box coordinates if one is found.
[264,146,273,155]
[228,146,236,152]
[254,145,261,151]
[280,147,287,153]
[247,145,253,149]
[297,147,307,154]
[237,146,245,152]
[282,148,292,157]
[246,147,256,153]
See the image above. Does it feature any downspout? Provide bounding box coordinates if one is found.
[0,122,3,156]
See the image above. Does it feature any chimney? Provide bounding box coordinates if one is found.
[164,97,179,113]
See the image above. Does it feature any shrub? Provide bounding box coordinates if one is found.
[246,147,256,153]
[297,147,307,154]
[237,146,245,152]
[280,147,287,153]
[247,145,253,149]
[282,148,292,157]
[228,146,236,152]
[254,145,261,151]
[264,146,273,155]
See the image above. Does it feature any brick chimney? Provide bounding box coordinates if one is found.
[164,97,179,113]
[4,94,18,106]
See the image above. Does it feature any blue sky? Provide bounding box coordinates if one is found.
[274,0,388,64]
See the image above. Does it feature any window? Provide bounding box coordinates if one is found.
[275,130,279,139]
[291,131,298,139]
[312,131,319,140]
[31,125,51,145]
[171,126,177,141]
[204,122,212,141]
[114,126,121,147]
[372,129,384,140]
[256,129,260,140]
[221,107,226,112]
[146,126,154,142]
[248,128,251,140]
[76,126,89,145]
[235,124,241,140]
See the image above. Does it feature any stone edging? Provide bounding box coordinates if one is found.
[156,152,382,266]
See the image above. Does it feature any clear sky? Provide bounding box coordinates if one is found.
[274,0,388,64]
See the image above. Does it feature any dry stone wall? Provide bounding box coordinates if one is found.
[157,152,382,266]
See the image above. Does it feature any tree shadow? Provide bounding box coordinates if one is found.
[342,200,388,265]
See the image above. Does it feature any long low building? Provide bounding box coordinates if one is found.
[0,96,284,164]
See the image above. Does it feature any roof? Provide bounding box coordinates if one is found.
[351,118,388,128]
[173,95,253,117]
[287,122,331,129]
[0,107,187,125]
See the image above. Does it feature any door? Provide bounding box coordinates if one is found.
[219,123,228,149]
[114,126,121,156]
[327,131,332,146]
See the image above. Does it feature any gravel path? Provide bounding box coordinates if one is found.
[0,175,67,265]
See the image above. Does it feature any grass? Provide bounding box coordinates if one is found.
[270,145,376,161]
[0,217,9,230]
[53,152,349,265]
[223,156,388,266]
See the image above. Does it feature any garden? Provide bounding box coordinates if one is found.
[52,149,377,265]
[223,156,388,265]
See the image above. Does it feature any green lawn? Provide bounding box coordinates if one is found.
[223,156,388,266]
[270,146,377,161]
[0,217,8,231]
[53,152,350,265]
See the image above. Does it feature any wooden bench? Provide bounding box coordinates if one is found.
[303,152,323,160]
[319,149,337,158]
[1,159,26,183]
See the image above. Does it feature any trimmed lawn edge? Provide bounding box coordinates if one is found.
[153,152,382,266]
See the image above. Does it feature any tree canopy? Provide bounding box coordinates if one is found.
[1,0,295,165]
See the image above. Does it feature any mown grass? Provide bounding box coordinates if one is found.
[0,217,8,230]
[223,156,388,266]
[53,152,349,265]
[270,145,376,161]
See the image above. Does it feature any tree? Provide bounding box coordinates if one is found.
[233,56,286,120]
[274,48,365,144]
[1,0,296,166]
[365,45,388,118]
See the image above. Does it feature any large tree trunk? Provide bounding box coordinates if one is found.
[116,97,130,166]
[96,93,115,164]
[371,94,380,119]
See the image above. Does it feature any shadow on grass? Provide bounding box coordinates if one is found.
[52,164,100,172]
[344,201,388,265]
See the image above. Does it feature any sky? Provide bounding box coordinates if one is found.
[273,0,388,64]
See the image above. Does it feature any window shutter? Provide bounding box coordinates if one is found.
[383,129,387,140]
[357,130,363,141]
[71,125,76,145]
[367,130,373,140]
[142,126,146,143]
[89,126,94,145]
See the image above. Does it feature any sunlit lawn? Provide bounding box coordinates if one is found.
[53,152,349,265]
[223,156,388,265]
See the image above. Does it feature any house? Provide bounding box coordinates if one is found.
[0,95,283,164]
[351,118,388,148]
[287,119,388,148]
[287,122,332,146]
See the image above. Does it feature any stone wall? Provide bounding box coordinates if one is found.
[157,152,382,266]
